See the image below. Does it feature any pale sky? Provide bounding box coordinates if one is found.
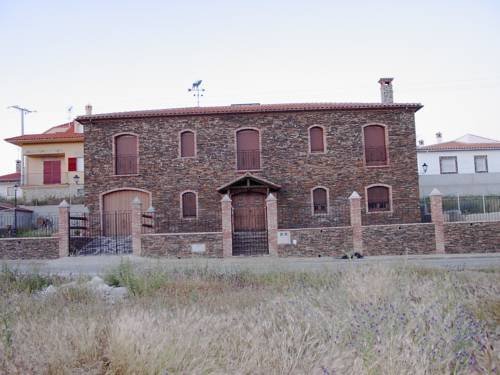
[0,0,499,174]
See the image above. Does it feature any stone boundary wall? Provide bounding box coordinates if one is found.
[0,237,59,260]
[141,232,223,258]
[362,223,436,256]
[444,221,500,253]
[277,227,352,257]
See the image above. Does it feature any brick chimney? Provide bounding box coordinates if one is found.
[378,78,394,104]
[85,104,93,116]
[15,160,21,173]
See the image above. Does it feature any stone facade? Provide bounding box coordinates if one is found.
[362,223,436,256]
[277,227,353,257]
[444,222,500,253]
[81,107,421,227]
[141,232,223,257]
[0,237,59,259]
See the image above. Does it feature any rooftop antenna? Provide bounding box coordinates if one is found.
[7,105,36,135]
[188,80,205,107]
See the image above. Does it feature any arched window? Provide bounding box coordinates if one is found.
[115,134,138,175]
[181,191,197,218]
[367,185,391,212]
[312,187,328,214]
[236,129,260,170]
[309,126,325,153]
[180,130,196,157]
[364,125,387,166]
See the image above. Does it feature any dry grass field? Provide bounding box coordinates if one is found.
[0,260,498,374]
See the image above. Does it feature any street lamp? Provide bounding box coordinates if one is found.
[69,174,80,208]
[422,163,428,174]
[73,174,80,185]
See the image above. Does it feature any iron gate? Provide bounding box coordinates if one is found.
[232,204,269,256]
[69,211,132,256]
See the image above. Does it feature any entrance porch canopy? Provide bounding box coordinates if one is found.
[217,173,281,194]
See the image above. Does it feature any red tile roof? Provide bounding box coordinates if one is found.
[76,102,423,122]
[4,121,84,145]
[0,172,20,182]
[418,141,500,152]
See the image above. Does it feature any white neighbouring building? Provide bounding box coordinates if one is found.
[417,134,500,197]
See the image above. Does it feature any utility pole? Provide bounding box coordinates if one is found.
[188,80,205,107]
[7,105,36,135]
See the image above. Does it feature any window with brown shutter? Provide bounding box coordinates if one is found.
[115,134,138,175]
[236,129,260,170]
[312,187,328,214]
[364,125,387,166]
[43,160,61,184]
[367,186,390,212]
[309,126,325,153]
[182,192,197,218]
[180,131,195,157]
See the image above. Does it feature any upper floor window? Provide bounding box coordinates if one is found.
[180,130,196,157]
[115,134,138,175]
[68,157,84,172]
[43,160,61,185]
[364,125,388,166]
[367,185,391,212]
[312,187,328,214]
[181,191,197,218]
[309,126,325,153]
[439,156,457,174]
[236,129,260,171]
[474,155,488,173]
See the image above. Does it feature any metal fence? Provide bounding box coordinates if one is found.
[142,209,222,234]
[278,200,351,229]
[0,212,59,238]
[442,195,500,222]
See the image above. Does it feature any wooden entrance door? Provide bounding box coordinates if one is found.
[102,190,150,235]
[232,192,268,255]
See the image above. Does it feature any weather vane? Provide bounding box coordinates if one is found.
[188,80,205,107]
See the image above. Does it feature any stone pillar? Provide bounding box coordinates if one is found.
[58,200,70,257]
[430,188,445,254]
[349,191,363,254]
[131,197,143,256]
[221,194,233,257]
[266,193,278,256]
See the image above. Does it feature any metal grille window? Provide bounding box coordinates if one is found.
[309,126,325,153]
[312,187,328,214]
[367,186,390,212]
[180,131,195,157]
[474,155,488,173]
[364,125,387,166]
[182,192,197,218]
[115,134,138,175]
[439,156,458,174]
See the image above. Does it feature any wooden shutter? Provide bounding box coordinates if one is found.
[309,127,325,152]
[68,157,77,172]
[180,131,195,157]
[367,186,390,211]
[115,135,138,174]
[43,160,61,184]
[236,129,260,170]
[313,188,327,214]
[364,126,387,166]
[182,192,197,218]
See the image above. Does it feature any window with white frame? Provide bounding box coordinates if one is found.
[439,156,458,174]
[474,155,488,173]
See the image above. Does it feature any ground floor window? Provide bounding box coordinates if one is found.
[181,191,197,218]
[312,187,328,214]
[367,185,391,212]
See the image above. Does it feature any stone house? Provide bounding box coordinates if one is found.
[77,78,422,255]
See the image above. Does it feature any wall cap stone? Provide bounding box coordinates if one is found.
[266,193,277,202]
[429,188,442,196]
[221,194,232,202]
[59,200,69,208]
[349,191,361,199]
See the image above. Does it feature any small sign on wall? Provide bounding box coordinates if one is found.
[191,243,206,253]
[277,231,291,245]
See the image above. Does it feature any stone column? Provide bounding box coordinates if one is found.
[221,194,233,257]
[266,193,278,257]
[430,188,445,254]
[131,197,143,256]
[58,200,70,257]
[349,191,363,254]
